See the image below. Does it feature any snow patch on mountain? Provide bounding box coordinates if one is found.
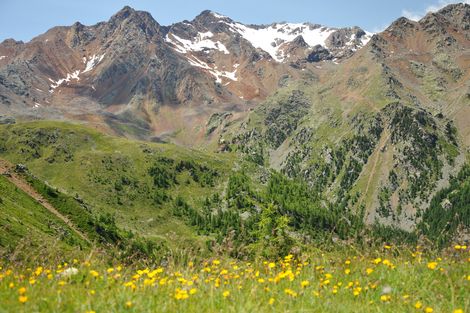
[185,55,238,83]
[0,56,6,60]
[222,22,336,61]
[210,11,228,19]
[165,32,230,55]
[361,32,373,46]
[345,32,373,51]
[219,67,238,82]
[48,54,105,93]
[49,70,80,93]
[83,54,105,73]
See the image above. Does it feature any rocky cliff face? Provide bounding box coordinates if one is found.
[0,6,370,143]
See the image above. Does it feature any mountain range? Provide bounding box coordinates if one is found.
[1,3,469,243]
[0,6,371,143]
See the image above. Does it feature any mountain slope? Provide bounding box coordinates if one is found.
[0,120,238,254]
[0,159,90,243]
[0,169,88,260]
[222,3,470,231]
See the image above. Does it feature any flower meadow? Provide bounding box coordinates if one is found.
[0,246,469,312]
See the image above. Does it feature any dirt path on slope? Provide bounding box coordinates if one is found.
[361,129,391,207]
[0,159,91,244]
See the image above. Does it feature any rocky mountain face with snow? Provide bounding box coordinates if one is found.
[0,6,370,143]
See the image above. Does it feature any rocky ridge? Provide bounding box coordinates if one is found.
[0,6,370,144]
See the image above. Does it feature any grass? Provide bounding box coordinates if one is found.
[0,121,235,251]
[0,246,468,312]
[0,175,87,262]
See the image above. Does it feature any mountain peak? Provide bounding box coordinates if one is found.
[106,5,162,39]
[109,6,160,26]
[434,2,470,28]
[388,17,416,30]
[437,2,469,16]
[193,10,231,25]
[1,38,24,46]
[111,6,136,21]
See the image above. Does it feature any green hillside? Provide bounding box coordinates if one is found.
[1,120,468,262]
[0,121,242,257]
[0,174,86,262]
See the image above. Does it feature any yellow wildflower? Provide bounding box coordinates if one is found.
[220,269,228,275]
[427,262,438,270]
[284,288,297,297]
[353,287,362,296]
[34,267,43,276]
[380,295,391,302]
[174,289,189,300]
[222,290,230,298]
[18,296,28,304]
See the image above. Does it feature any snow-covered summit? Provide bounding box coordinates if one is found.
[167,11,373,63]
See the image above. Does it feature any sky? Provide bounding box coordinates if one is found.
[0,0,468,42]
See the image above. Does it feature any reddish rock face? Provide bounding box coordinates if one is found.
[0,6,373,142]
[1,4,469,146]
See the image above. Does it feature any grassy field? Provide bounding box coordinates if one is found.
[0,246,468,313]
